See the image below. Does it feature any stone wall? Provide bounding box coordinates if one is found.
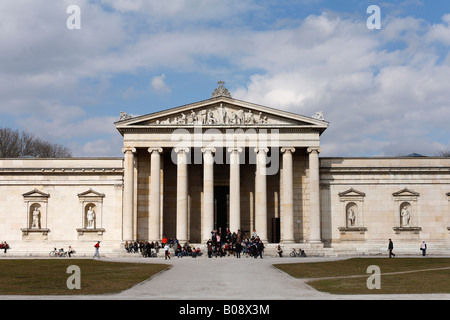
[320,157,450,254]
[0,158,124,255]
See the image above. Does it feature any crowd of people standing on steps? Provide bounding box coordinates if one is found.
[206,228,265,259]
[124,238,202,258]
[123,228,265,259]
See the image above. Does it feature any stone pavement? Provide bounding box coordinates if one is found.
[1,256,450,300]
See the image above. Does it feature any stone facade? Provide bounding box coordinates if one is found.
[0,158,124,255]
[320,157,450,254]
[1,84,449,256]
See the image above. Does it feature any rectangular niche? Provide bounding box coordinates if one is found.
[21,189,50,240]
[392,188,421,234]
[76,189,106,239]
[338,188,367,240]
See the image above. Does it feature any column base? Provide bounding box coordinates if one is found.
[308,240,323,244]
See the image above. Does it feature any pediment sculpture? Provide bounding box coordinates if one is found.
[154,104,270,126]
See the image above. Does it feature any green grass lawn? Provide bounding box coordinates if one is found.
[274,258,450,295]
[0,259,170,295]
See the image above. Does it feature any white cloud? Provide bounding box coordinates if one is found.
[150,74,171,94]
[1,2,450,157]
[231,14,450,156]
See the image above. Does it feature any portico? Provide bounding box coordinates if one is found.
[115,82,328,245]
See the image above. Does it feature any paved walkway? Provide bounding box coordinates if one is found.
[114,256,328,300]
[1,256,450,300]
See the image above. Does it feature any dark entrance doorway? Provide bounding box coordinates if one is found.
[214,186,229,237]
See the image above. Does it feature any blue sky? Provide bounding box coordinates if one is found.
[1,0,450,157]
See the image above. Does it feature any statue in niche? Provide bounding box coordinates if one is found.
[31,207,40,229]
[347,207,356,227]
[400,206,411,227]
[87,207,95,229]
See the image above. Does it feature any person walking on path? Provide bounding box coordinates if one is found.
[164,243,171,260]
[388,239,395,258]
[93,241,101,259]
[420,241,427,256]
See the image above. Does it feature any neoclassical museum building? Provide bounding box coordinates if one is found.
[1,82,450,256]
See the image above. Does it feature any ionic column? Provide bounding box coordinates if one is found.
[122,147,136,241]
[307,147,322,243]
[281,147,295,243]
[202,147,215,243]
[175,147,189,242]
[148,148,163,242]
[228,147,242,233]
[255,147,269,242]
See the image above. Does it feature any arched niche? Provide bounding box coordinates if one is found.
[29,203,42,229]
[21,189,50,239]
[392,188,421,234]
[338,188,367,238]
[76,189,105,238]
[346,202,357,228]
[84,203,97,229]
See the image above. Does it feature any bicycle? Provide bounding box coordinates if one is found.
[49,248,67,257]
[289,248,307,258]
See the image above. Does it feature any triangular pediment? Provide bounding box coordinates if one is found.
[393,188,420,197]
[339,188,366,198]
[22,189,50,198]
[115,96,328,133]
[77,188,105,198]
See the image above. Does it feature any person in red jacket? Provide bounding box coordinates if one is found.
[93,241,101,259]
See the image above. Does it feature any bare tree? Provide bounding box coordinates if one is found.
[0,127,72,158]
[438,150,450,157]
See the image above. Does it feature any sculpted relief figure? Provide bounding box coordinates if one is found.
[177,113,187,124]
[87,207,95,229]
[217,104,226,124]
[258,112,268,124]
[227,110,237,124]
[31,207,40,229]
[236,109,244,124]
[198,110,207,124]
[187,110,196,124]
[207,109,217,124]
[245,110,255,124]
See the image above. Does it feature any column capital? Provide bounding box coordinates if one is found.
[174,147,190,153]
[307,147,321,154]
[227,147,243,153]
[281,147,296,154]
[122,147,136,154]
[201,147,216,154]
[254,147,269,153]
[148,147,163,154]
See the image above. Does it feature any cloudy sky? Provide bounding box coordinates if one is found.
[1,0,450,157]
